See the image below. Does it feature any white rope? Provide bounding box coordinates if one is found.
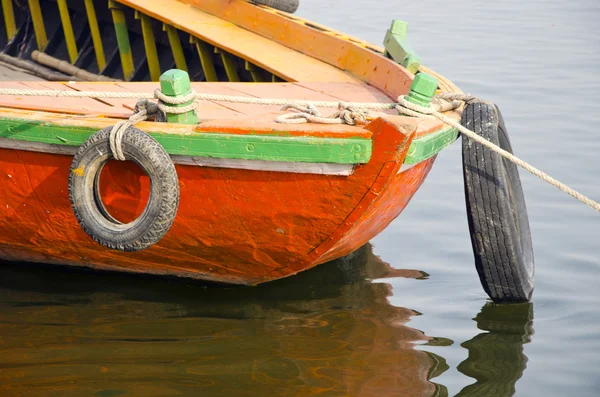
[108,99,163,161]
[0,87,597,211]
[0,87,397,110]
[275,102,370,125]
[395,95,600,212]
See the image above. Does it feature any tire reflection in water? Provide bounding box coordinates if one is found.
[455,302,534,397]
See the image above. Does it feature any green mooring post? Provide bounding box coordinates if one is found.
[406,73,438,108]
[159,69,198,124]
[383,20,420,74]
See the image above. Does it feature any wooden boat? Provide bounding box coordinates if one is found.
[0,0,463,284]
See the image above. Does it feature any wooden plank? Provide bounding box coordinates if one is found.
[27,0,48,50]
[0,139,355,175]
[165,0,414,98]
[57,0,79,63]
[0,81,126,117]
[0,116,373,164]
[1,0,17,40]
[84,0,106,71]
[115,0,361,84]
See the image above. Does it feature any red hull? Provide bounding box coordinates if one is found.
[0,116,435,283]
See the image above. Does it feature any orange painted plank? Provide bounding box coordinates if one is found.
[116,0,360,84]
[0,81,126,117]
[174,0,414,98]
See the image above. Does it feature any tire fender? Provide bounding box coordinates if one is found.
[462,102,534,303]
[69,126,180,252]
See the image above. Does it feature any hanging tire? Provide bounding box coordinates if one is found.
[68,126,180,252]
[252,0,299,13]
[461,102,534,303]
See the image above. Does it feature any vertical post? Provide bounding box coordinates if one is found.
[2,0,17,40]
[218,49,240,82]
[109,0,134,80]
[245,60,267,82]
[27,0,48,50]
[405,73,438,108]
[383,20,420,74]
[138,12,161,81]
[192,37,218,82]
[84,0,106,71]
[56,0,78,63]
[159,69,199,125]
[165,25,188,72]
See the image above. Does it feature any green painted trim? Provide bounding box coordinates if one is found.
[0,118,372,164]
[404,126,459,164]
[383,20,420,74]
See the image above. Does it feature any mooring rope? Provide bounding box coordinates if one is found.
[108,99,164,161]
[0,87,598,212]
[394,93,600,212]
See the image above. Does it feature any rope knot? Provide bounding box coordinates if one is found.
[275,102,371,125]
[109,99,166,161]
[154,88,201,116]
[331,102,370,125]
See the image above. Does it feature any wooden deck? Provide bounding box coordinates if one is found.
[0,79,397,121]
[0,61,45,81]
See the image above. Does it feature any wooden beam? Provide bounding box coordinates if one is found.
[83,0,106,71]
[1,0,17,40]
[0,117,372,164]
[109,0,135,80]
[27,0,48,50]
[137,12,161,81]
[192,37,218,82]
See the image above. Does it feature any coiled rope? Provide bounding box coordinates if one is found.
[0,87,597,212]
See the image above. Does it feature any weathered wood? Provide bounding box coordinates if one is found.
[0,116,372,164]
[0,138,355,175]
[116,0,361,84]
[383,20,420,74]
[137,12,161,81]
[192,37,218,82]
[165,25,188,72]
[109,0,135,81]
[159,69,199,124]
[1,0,17,40]
[27,0,48,50]
[31,51,120,82]
[0,115,418,284]
[83,0,106,71]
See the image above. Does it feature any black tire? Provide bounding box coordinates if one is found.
[69,126,180,252]
[461,102,534,303]
[252,0,299,13]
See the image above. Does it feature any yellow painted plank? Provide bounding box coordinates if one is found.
[109,1,135,81]
[84,0,106,71]
[220,51,240,82]
[138,13,161,81]
[2,0,17,40]
[114,0,360,83]
[193,37,218,82]
[27,0,48,50]
[56,0,78,63]
[165,25,187,72]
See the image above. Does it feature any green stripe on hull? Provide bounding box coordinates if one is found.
[0,118,372,164]
[404,126,458,165]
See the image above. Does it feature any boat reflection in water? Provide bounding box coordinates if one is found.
[0,244,533,396]
[0,244,436,396]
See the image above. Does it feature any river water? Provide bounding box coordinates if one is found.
[1,0,599,396]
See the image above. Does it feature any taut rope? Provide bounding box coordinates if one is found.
[0,87,598,212]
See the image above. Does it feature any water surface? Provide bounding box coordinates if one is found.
[2,0,600,396]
